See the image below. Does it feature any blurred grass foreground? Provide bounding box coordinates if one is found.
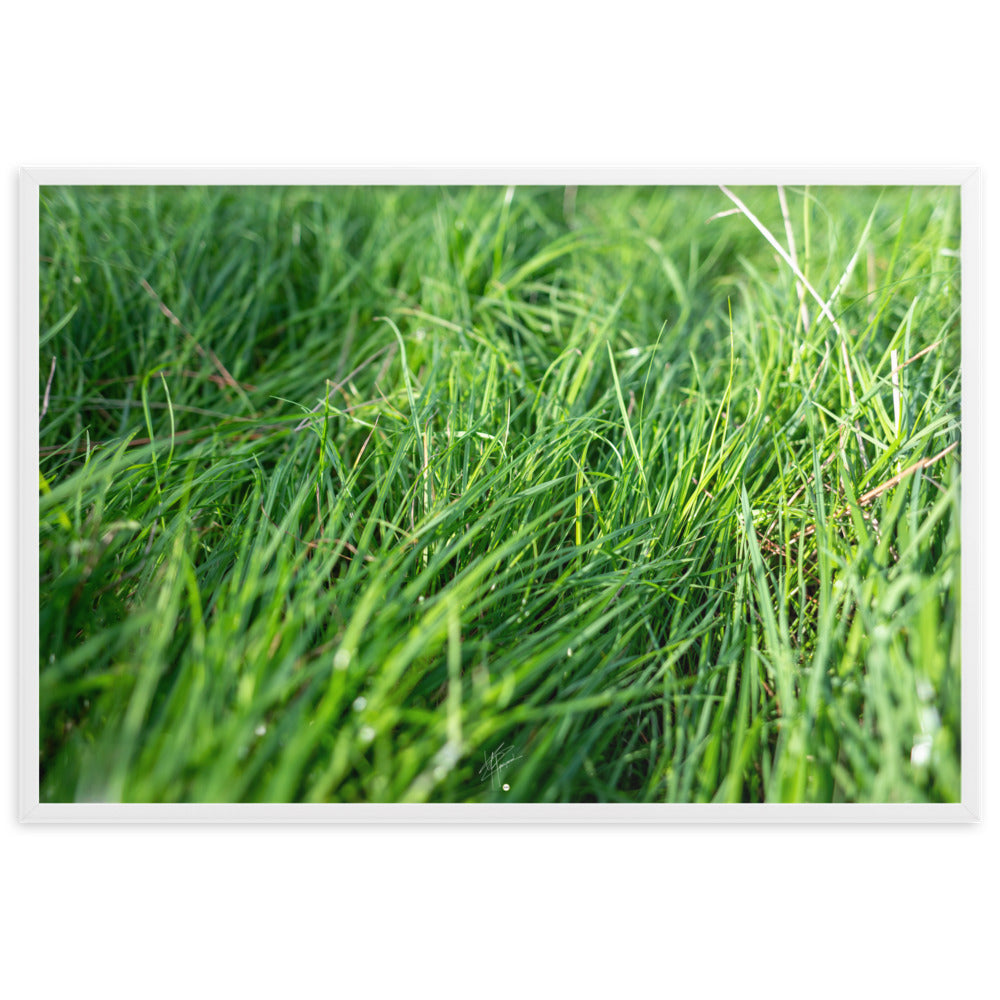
[37,184,961,803]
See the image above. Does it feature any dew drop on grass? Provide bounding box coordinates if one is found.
[359,725,376,744]
[920,707,941,732]
[567,648,573,657]
[503,784,510,792]
[334,648,351,670]
[910,737,932,767]
[352,696,367,712]
[254,724,267,737]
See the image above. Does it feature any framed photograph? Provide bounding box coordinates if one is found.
[20,167,981,821]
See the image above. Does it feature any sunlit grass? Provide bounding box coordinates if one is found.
[38,183,961,803]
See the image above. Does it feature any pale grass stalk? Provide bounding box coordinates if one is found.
[704,207,742,223]
[40,355,56,422]
[890,349,902,437]
[563,185,578,228]
[777,186,810,331]
[900,340,942,369]
[856,441,957,505]
[867,245,877,321]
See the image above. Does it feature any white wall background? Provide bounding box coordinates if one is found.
[3,3,995,996]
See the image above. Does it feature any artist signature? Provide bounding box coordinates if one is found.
[478,742,523,791]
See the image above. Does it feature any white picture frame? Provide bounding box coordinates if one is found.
[20,165,982,823]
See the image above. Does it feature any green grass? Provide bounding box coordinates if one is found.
[37,183,961,803]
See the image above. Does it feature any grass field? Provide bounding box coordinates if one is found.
[36,182,962,804]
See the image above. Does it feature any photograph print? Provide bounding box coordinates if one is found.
[35,180,962,807]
